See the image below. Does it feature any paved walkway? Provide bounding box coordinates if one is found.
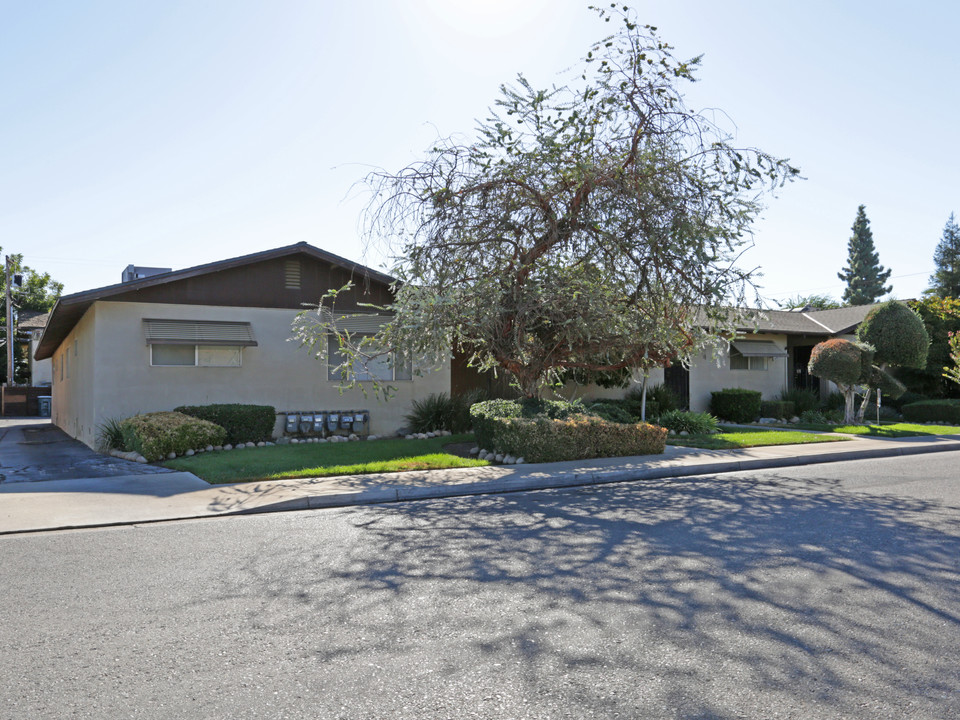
[3,418,960,534]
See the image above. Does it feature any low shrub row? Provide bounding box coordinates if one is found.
[174,403,276,444]
[120,412,227,462]
[710,388,762,423]
[470,399,666,462]
[760,400,795,420]
[901,399,960,424]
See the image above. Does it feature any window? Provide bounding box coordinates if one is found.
[729,348,765,371]
[151,344,243,367]
[327,335,412,381]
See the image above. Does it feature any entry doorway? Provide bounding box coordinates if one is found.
[663,365,690,410]
[792,346,820,395]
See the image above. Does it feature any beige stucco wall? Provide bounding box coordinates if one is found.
[52,300,450,448]
[29,333,53,386]
[686,335,790,412]
[557,337,788,414]
[50,306,97,441]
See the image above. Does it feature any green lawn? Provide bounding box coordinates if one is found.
[667,427,850,450]
[789,422,960,437]
[162,433,487,484]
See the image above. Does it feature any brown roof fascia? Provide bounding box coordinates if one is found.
[34,242,396,361]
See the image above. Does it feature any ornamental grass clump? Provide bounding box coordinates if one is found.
[657,410,718,435]
[120,412,227,462]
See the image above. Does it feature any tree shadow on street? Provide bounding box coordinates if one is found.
[218,473,960,718]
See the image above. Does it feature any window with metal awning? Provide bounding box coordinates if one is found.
[143,319,257,367]
[729,339,786,371]
[142,319,258,347]
[729,340,787,358]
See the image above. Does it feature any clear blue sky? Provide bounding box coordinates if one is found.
[2,1,957,305]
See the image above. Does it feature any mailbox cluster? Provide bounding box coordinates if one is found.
[282,410,370,438]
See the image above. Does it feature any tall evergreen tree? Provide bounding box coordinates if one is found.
[837,204,892,305]
[929,212,960,298]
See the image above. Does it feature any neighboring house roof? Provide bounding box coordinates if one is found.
[18,310,51,331]
[34,242,396,361]
[731,303,880,337]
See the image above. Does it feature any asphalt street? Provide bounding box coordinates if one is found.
[3,453,959,719]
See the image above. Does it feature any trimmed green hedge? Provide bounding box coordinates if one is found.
[478,415,666,463]
[470,399,666,462]
[901,399,960,424]
[174,403,276,444]
[120,412,227,462]
[760,400,795,419]
[710,388,762,423]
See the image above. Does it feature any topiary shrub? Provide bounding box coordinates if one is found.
[120,411,227,462]
[709,388,762,423]
[857,300,930,369]
[808,339,866,388]
[901,399,960,424]
[760,400,795,419]
[657,410,718,435]
[174,404,275,444]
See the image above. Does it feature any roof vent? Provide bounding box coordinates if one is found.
[122,265,172,283]
[284,260,301,290]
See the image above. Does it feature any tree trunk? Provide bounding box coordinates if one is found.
[640,373,649,422]
[856,388,872,424]
[841,386,857,425]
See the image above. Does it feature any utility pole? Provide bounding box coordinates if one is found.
[5,255,13,386]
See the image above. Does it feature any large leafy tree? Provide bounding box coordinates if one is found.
[928,212,960,298]
[298,6,798,398]
[2,249,63,383]
[837,205,892,305]
[899,297,960,398]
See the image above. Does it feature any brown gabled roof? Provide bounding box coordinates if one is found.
[706,303,880,337]
[802,304,880,334]
[34,242,396,361]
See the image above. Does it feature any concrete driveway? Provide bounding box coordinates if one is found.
[0,418,175,484]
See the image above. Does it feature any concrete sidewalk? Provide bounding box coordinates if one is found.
[3,431,960,535]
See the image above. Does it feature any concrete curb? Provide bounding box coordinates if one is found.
[234,439,960,515]
[4,434,960,535]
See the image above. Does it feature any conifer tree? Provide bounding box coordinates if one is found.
[837,205,892,305]
[929,212,960,298]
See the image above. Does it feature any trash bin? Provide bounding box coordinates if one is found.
[37,396,52,418]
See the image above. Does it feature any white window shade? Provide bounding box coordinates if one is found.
[143,319,257,346]
[729,340,787,358]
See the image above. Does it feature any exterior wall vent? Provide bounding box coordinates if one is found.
[285,260,301,290]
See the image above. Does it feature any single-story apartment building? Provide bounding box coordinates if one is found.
[33,242,449,447]
[453,304,878,413]
[35,241,878,447]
